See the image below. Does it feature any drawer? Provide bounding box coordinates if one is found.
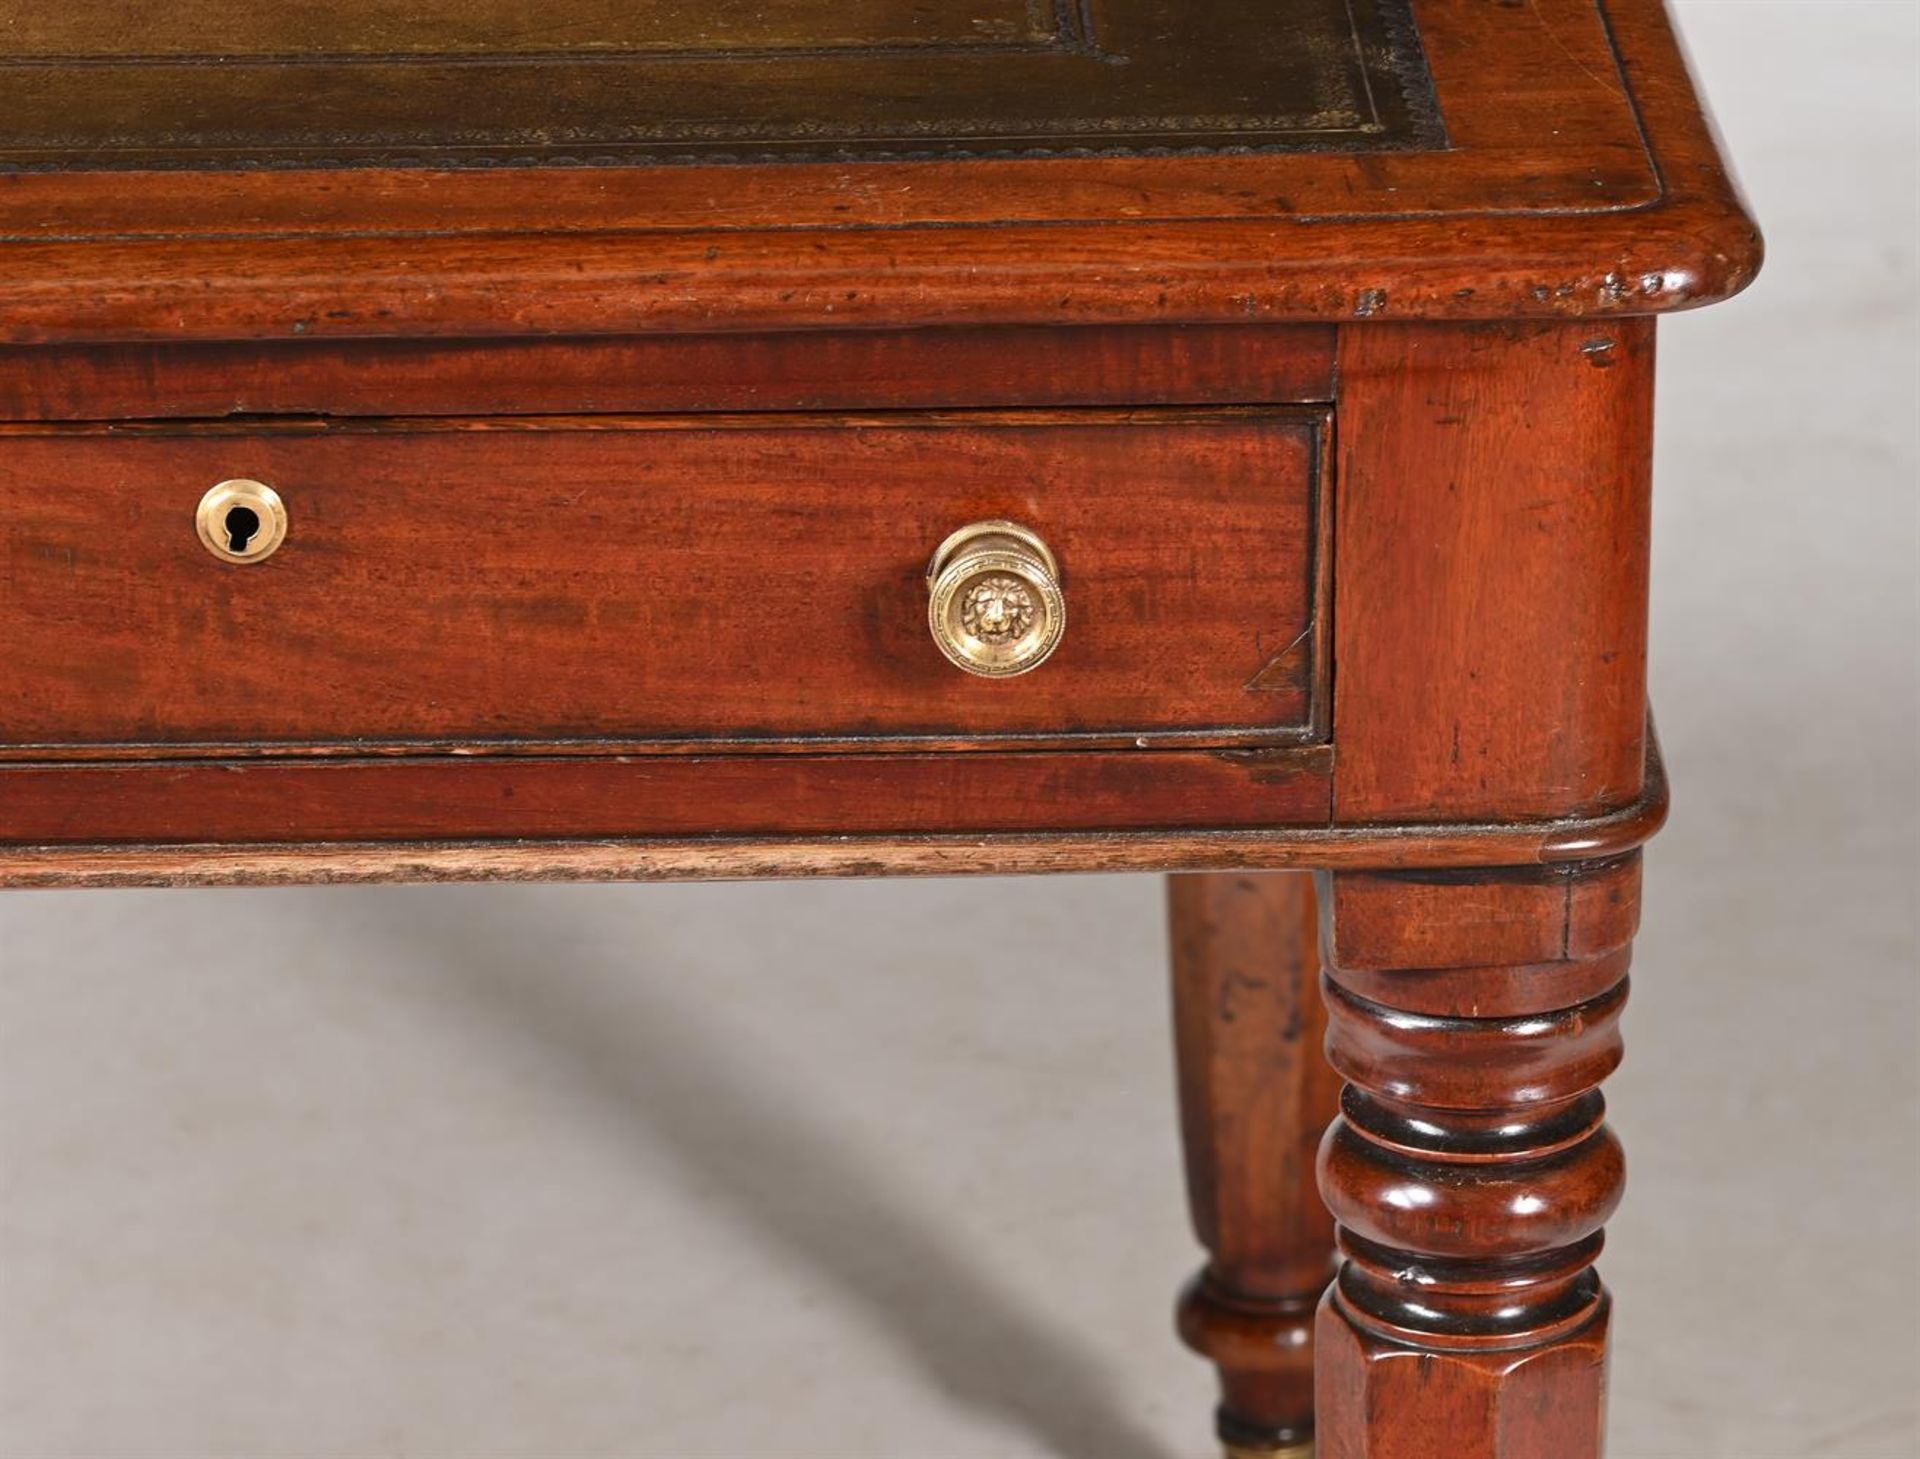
[0,409,1325,752]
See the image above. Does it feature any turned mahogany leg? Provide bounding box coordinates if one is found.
[1312,856,1641,1459]
[1170,872,1343,1459]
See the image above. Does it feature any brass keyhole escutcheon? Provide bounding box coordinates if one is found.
[195,480,288,564]
[926,520,1065,678]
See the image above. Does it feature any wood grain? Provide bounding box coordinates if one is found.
[1172,871,1341,1454]
[0,2,1769,1450]
[0,731,1671,889]
[1323,859,1643,973]
[0,325,1337,423]
[1331,321,1656,822]
[1313,857,1639,1459]
[0,0,1759,340]
[0,748,1331,845]
[0,409,1323,749]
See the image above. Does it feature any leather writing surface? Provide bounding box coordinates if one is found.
[0,0,1442,169]
[1,0,1060,54]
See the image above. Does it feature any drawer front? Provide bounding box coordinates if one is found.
[1,410,1324,751]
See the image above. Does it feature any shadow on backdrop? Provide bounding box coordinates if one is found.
[359,890,1179,1459]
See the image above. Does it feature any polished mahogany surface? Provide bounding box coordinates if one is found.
[0,0,1757,340]
[0,7,1762,1454]
[0,410,1324,750]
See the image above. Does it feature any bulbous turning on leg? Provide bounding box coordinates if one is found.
[1311,857,1640,1459]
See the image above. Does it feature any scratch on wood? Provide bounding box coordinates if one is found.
[1245,627,1312,693]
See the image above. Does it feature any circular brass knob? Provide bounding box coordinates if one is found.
[196,479,287,564]
[926,520,1065,678]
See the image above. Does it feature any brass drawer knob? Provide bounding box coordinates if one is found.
[926,520,1065,678]
[196,479,287,564]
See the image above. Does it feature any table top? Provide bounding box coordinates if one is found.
[0,0,1760,342]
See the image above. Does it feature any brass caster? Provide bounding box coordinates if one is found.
[1225,1443,1313,1459]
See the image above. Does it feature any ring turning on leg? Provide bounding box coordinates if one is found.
[1312,857,1641,1459]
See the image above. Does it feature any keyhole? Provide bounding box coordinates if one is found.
[224,505,261,554]
[197,481,286,564]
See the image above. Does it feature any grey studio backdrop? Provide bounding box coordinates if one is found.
[1,4,1916,1456]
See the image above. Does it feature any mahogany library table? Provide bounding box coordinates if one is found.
[0,2,1761,1455]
